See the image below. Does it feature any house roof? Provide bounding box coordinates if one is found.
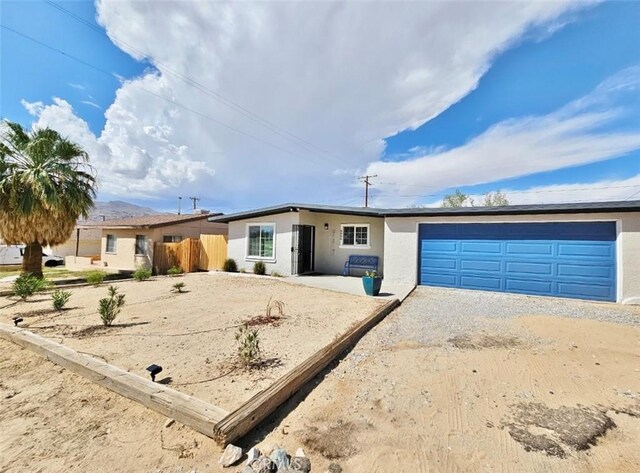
[209,200,640,223]
[80,212,223,230]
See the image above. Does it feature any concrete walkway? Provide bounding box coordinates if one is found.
[286,274,415,302]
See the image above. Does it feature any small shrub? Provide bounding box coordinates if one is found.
[253,261,266,275]
[223,258,238,272]
[12,273,46,301]
[86,271,105,286]
[133,267,152,281]
[98,285,125,326]
[167,266,184,277]
[235,324,261,369]
[172,282,186,293]
[51,289,71,311]
[239,268,246,273]
[270,271,283,278]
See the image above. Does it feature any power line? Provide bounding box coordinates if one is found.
[359,174,377,207]
[44,0,346,169]
[0,24,342,170]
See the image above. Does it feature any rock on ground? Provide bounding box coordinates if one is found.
[218,444,242,467]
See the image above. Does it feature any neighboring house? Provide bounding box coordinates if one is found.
[88,213,227,271]
[50,224,103,258]
[210,201,640,304]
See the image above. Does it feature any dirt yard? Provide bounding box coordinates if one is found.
[0,272,383,410]
[2,286,640,472]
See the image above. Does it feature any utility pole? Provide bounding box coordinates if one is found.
[189,196,200,211]
[177,196,182,215]
[359,174,377,208]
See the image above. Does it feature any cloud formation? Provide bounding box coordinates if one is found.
[368,67,640,207]
[23,0,594,207]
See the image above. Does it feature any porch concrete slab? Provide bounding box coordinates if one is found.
[286,275,415,302]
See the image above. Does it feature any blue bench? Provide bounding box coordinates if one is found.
[343,255,379,276]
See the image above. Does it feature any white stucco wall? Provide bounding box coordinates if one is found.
[298,210,385,276]
[383,212,640,304]
[227,211,300,275]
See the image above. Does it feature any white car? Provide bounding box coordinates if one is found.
[0,245,64,267]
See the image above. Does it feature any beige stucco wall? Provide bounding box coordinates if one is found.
[227,211,299,275]
[298,210,385,276]
[100,220,227,271]
[51,227,102,258]
[383,212,640,304]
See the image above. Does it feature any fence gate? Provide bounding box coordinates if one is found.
[199,234,228,271]
[153,238,201,274]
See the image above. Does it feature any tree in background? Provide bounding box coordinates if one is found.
[441,189,510,208]
[0,121,96,277]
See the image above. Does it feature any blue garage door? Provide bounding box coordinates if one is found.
[418,222,616,301]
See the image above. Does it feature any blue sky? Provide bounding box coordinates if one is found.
[1,1,639,211]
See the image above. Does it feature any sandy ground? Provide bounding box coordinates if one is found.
[2,287,640,472]
[0,273,382,410]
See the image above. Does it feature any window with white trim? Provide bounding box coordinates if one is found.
[247,223,275,259]
[106,234,117,253]
[135,235,148,255]
[340,224,370,247]
[163,235,182,243]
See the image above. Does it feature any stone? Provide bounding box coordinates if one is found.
[250,456,277,473]
[290,456,311,473]
[269,448,290,470]
[295,448,306,458]
[164,418,175,428]
[328,463,342,473]
[246,447,261,465]
[218,444,242,467]
[242,467,254,473]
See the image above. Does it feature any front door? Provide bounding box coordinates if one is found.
[292,225,315,274]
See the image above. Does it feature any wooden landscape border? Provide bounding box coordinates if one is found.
[0,297,399,445]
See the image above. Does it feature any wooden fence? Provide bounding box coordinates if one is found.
[153,238,201,274]
[199,234,228,271]
[153,234,227,274]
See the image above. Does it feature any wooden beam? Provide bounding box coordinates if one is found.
[0,323,228,436]
[213,298,400,445]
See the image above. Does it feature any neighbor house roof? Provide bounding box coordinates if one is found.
[209,200,640,223]
[80,212,223,230]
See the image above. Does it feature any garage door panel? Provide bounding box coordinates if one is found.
[460,259,501,272]
[506,242,554,256]
[460,275,502,290]
[460,241,502,254]
[419,222,616,302]
[506,261,553,276]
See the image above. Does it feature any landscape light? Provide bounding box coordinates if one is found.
[13,317,23,327]
[146,364,163,382]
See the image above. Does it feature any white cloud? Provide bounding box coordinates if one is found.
[23,0,595,206]
[81,100,103,110]
[368,67,640,207]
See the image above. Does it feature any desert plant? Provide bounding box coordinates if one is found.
[133,267,152,281]
[235,324,261,369]
[265,297,285,318]
[172,282,186,293]
[98,285,125,326]
[12,273,46,300]
[51,289,71,310]
[253,261,266,275]
[270,271,283,278]
[239,268,246,273]
[167,265,184,277]
[86,270,105,286]
[223,258,238,272]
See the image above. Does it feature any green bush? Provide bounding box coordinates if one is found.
[167,266,184,277]
[271,271,283,278]
[172,282,186,293]
[235,324,261,369]
[253,261,266,275]
[133,267,152,281]
[99,285,125,326]
[86,271,105,286]
[51,289,71,311]
[222,258,238,272]
[12,273,46,301]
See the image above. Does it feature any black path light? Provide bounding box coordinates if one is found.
[146,364,163,382]
[13,317,23,327]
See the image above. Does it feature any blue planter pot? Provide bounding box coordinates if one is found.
[362,276,383,296]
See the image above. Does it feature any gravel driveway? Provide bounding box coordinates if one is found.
[376,286,640,346]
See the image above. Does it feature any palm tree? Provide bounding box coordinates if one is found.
[0,121,96,277]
